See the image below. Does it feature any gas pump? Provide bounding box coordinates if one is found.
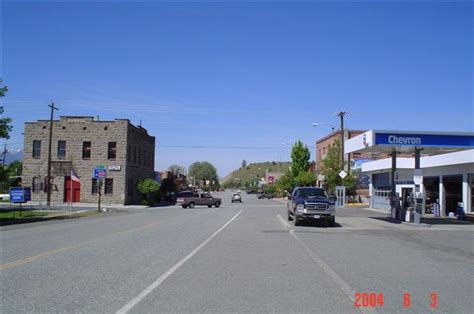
[413,191,424,224]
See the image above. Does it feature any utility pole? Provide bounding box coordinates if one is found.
[46,103,59,210]
[337,111,347,174]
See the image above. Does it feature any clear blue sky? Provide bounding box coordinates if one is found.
[1,0,472,177]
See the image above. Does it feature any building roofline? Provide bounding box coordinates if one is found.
[316,129,367,144]
[25,116,153,136]
[371,129,474,136]
[59,115,95,119]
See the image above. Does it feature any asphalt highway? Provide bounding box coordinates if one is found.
[1,191,473,313]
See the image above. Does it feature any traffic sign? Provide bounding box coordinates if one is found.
[339,170,347,179]
[10,187,31,203]
[94,168,107,179]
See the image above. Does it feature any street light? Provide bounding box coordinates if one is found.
[311,123,336,132]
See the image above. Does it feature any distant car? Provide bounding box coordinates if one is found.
[287,187,336,226]
[257,192,274,199]
[231,193,242,203]
[176,191,197,205]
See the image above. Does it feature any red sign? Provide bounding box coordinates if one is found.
[268,176,274,184]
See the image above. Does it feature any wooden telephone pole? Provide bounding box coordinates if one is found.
[46,103,59,210]
[337,111,347,173]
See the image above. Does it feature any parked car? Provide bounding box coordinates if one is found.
[231,193,242,203]
[257,191,274,199]
[180,192,222,208]
[287,187,336,226]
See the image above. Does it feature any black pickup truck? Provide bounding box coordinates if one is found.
[287,187,336,226]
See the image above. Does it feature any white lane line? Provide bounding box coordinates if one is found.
[276,213,292,230]
[275,215,377,314]
[116,210,242,314]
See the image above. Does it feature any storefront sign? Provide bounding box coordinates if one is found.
[375,133,474,147]
[413,169,423,185]
[108,165,121,171]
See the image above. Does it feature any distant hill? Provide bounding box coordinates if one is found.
[2,148,23,165]
[222,161,291,185]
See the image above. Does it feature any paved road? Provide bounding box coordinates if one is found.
[1,191,473,313]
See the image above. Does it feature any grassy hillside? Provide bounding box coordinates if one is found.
[222,162,291,186]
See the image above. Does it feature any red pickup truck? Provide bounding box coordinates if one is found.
[177,191,222,208]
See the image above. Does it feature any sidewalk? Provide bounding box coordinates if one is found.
[0,201,149,212]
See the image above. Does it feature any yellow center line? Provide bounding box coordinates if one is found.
[0,214,182,270]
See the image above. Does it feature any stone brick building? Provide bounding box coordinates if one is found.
[22,116,155,205]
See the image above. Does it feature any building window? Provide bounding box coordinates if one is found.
[32,177,39,192]
[83,141,91,159]
[138,149,142,165]
[32,140,41,158]
[127,145,131,162]
[57,140,66,159]
[92,178,98,194]
[133,146,137,163]
[108,142,117,159]
[105,178,113,194]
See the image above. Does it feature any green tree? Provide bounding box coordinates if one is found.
[264,184,277,194]
[168,164,186,175]
[0,161,22,193]
[295,171,315,187]
[137,178,160,205]
[290,140,310,177]
[276,170,296,194]
[160,177,178,194]
[0,79,12,139]
[188,161,218,186]
[319,139,356,193]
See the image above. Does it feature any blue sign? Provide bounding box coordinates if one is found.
[375,133,474,147]
[94,168,107,179]
[10,187,32,203]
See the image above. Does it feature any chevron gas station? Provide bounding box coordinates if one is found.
[345,130,474,223]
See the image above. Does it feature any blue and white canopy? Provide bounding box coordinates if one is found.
[345,130,474,155]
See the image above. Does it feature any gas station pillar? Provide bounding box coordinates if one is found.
[390,149,397,219]
[462,173,469,213]
[439,175,446,216]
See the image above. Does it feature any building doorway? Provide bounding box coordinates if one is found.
[423,176,440,214]
[401,187,413,211]
[64,176,81,202]
[443,175,462,216]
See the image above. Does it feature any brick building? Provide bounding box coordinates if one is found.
[22,116,155,205]
[316,130,368,173]
[315,130,411,191]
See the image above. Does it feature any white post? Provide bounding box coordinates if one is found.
[439,175,445,216]
[369,173,374,209]
[462,173,469,213]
